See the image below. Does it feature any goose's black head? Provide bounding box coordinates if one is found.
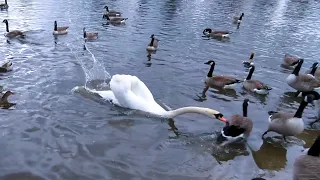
[2,19,8,24]
[104,6,109,11]
[204,60,215,65]
[249,52,254,59]
[203,28,212,35]
[243,99,249,106]
[150,34,155,38]
[311,62,318,69]
[304,93,316,103]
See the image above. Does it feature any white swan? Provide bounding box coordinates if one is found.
[89,74,228,122]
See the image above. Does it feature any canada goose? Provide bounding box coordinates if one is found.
[233,13,244,24]
[53,21,68,35]
[0,60,12,73]
[243,65,272,94]
[103,14,127,24]
[242,53,255,68]
[301,90,320,123]
[0,0,8,9]
[202,28,231,38]
[305,62,320,80]
[218,99,253,144]
[83,27,98,41]
[2,19,24,38]
[293,135,320,180]
[103,6,121,17]
[0,91,16,109]
[282,54,301,67]
[146,34,159,51]
[202,60,242,97]
[295,62,320,96]
[287,59,320,93]
[262,93,316,141]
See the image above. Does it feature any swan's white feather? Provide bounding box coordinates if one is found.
[91,74,167,115]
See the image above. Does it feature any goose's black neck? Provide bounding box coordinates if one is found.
[4,21,9,32]
[249,53,254,59]
[310,65,317,76]
[246,66,255,80]
[1,92,11,102]
[5,0,7,4]
[294,100,308,118]
[307,136,320,156]
[149,37,154,46]
[292,61,303,76]
[83,30,86,38]
[242,103,248,117]
[207,63,215,77]
[54,22,57,31]
[239,14,244,21]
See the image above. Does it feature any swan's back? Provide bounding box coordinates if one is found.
[110,74,166,114]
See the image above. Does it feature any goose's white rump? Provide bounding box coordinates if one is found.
[88,74,228,122]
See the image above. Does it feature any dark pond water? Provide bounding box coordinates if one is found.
[1,0,320,179]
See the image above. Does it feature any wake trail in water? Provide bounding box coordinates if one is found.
[62,18,111,90]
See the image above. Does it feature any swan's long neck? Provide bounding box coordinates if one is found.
[164,107,211,118]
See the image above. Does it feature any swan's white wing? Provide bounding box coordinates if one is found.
[90,89,121,106]
[130,75,156,102]
[109,74,166,114]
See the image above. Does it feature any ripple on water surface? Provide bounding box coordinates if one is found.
[1,0,320,179]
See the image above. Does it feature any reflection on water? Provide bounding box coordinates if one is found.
[1,0,320,179]
[250,137,287,170]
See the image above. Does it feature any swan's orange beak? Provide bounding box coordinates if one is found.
[218,117,228,123]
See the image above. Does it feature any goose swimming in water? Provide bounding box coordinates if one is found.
[202,60,242,97]
[0,91,16,109]
[53,21,69,35]
[262,93,316,141]
[83,27,98,41]
[286,59,320,94]
[89,74,229,123]
[218,99,253,145]
[202,28,231,38]
[2,19,24,38]
[103,6,121,17]
[0,60,12,72]
[146,34,159,51]
[243,65,272,94]
[0,0,8,9]
[103,14,128,24]
[282,54,301,67]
